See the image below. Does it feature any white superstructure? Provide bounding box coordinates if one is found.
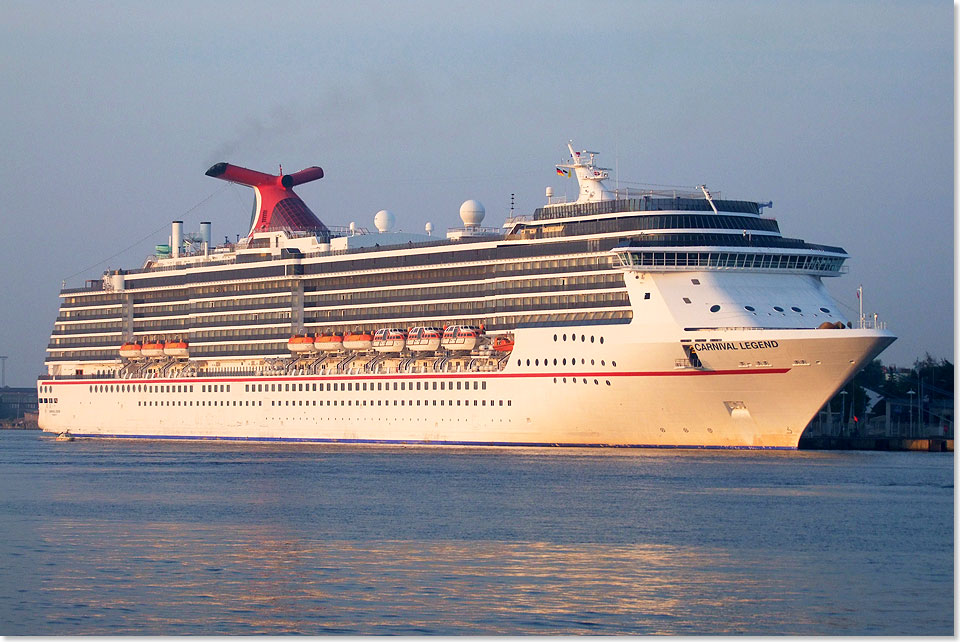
[38,144,894,448]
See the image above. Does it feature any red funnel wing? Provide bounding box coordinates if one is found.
[205,162,329,237]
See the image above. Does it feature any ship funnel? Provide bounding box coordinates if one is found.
[171,220,183,258]
[205,162,329,238]
[200,221,211,255]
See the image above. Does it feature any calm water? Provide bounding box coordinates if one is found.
[0,431,952,635]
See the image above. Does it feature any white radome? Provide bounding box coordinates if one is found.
[374,209,395,233]
[459,199,485,227]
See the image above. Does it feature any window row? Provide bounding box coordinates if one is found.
[244,379,489,393]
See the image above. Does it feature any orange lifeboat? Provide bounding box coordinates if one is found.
[492,335,515,352]
[441,325,481,352]
[372,328,406,353]
[163,340,189,358]
[407,326,443,352]
[119,342,143,359]
[141,341,166,358]
[288,335,316,353]
[316,333,344,351]
[343,332,374,351]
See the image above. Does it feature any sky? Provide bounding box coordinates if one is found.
[0,0,952,387]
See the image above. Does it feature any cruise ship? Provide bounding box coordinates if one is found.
[37,143,895,448]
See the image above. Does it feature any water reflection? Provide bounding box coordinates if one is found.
[23,520,840,635]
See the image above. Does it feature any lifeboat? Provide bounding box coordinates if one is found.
[441,325,482,352]
[343,332,374,351]
[163,340,189,358]
[372,328,406,353]
[316,333,344,351]
[141,341,166,358]
[492,335,515,352]
[406,326,443,352]
[119,342,143,359]
[288,335,316,353]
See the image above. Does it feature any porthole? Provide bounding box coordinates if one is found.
[526,359,530,366]
[791,306,802,313]
[601,360,605,366]
[612,361,617,367]
[572,334,577,342]
[773,306,784,312]
[709,304,721,313]
[599,337,604,344]
[562,358,567,365]
[553,334,558,342]
[581,335,585,342]
[744,305,755,312]
[819,307,831,313]
[535,359,539,366]
[562,334,567,341]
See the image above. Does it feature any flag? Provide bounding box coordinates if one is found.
[556,167,570,177]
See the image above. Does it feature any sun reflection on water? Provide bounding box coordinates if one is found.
[28,520,810,635]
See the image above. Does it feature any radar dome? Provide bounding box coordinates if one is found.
[459,199,485,227]
[425,221,434,235]
[374,209,395,233]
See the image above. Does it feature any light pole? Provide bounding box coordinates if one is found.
[907,390,916,436]
[839,390,848,437]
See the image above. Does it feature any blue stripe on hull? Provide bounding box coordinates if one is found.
[58,432,797,450]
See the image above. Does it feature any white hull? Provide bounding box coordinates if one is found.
[38,324,893,449]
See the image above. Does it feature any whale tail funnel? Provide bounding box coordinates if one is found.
[205,162,329,238]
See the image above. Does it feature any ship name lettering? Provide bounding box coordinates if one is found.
[695,340,779,352]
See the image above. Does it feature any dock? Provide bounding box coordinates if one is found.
[799,435,953,452]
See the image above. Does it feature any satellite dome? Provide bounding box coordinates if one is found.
[459,199,485,227]
[425,221,434,235]
[374,209,395,233]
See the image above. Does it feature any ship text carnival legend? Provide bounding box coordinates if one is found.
[38,144,895,448]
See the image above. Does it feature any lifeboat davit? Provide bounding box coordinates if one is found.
[406,326,443,352]
[492,335,515,352]
[441,325,482,352]
[288,335,316,353]
[119,342,143,359]
[141,342,166,358]
[163,340,189,358]
[372,328,406,353]
[343,332,374,351]
[316,333,344,351]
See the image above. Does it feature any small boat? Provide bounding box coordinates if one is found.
[119,342,143,359]
[55,431,74,442]
[343,332,374,351]
[287,335,316,353]
[163,340,189,358]
[406,326,443,352]
[372,328,406,353]
[492,335,515,352]
[316,333,344,351]
[441,325,482,352]
[141,342,166,358]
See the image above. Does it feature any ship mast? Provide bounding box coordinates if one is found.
[556,142,615,203]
